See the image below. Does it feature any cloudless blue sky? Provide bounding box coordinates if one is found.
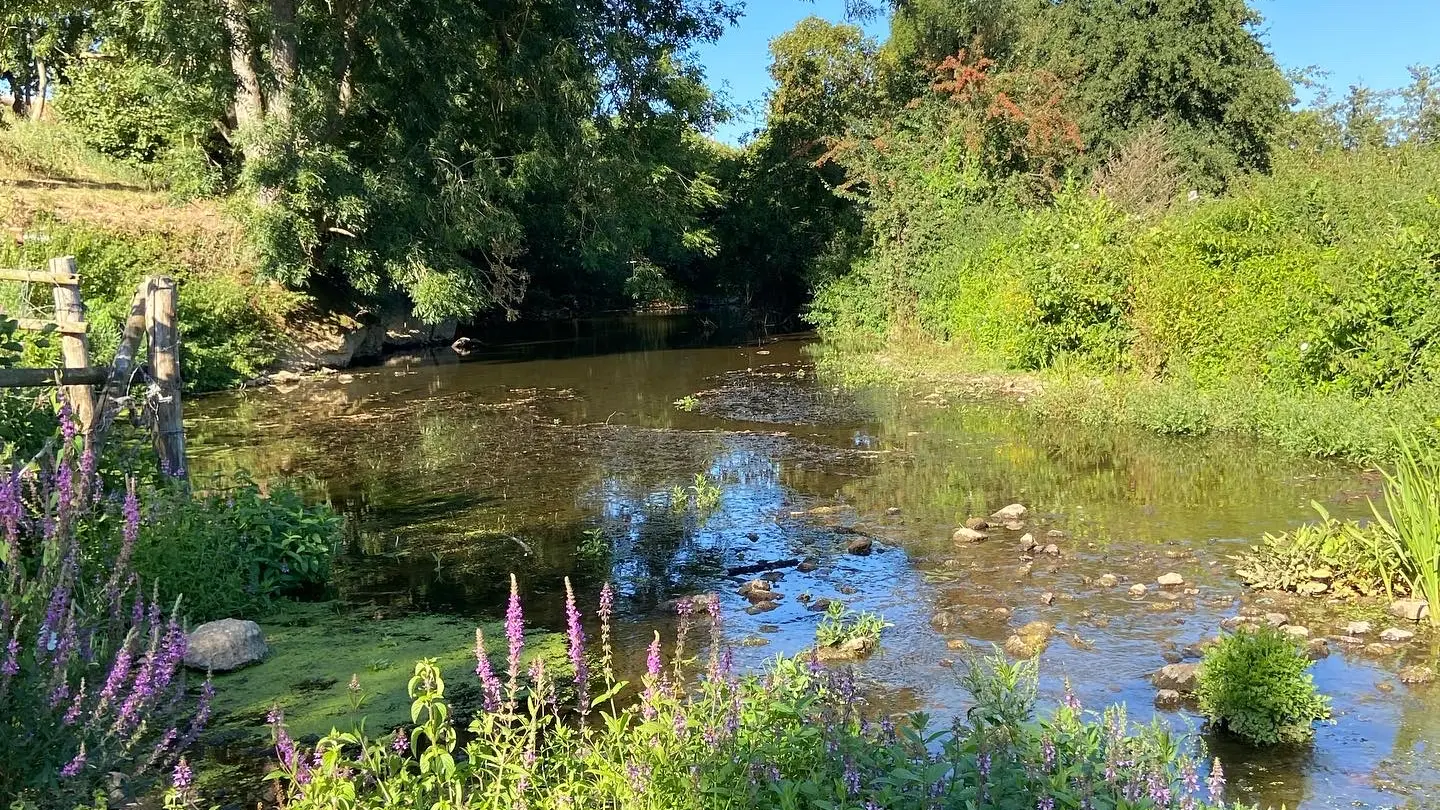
[694,0,1440,144]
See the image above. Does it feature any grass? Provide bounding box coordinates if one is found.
[1371,431,1440,625]
[814,600,889,649]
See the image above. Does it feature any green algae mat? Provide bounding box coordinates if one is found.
[209,603,563,742]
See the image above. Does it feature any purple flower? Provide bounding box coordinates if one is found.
[1207,757,1225,801]
[598,581,615,681]
[474,628,502,711]
[1148,769,1173,807]
[392,728,409,753]
[63,679,87,726]
[1181,757,1200,796]
[59,744,86,778]
[642,632,662,720]
[1038,798,1055,810]
[1062,679,1082,712]
[563,578,589,709]
[94,636,134,717]
[1,633,18,677]
[978,751,991,780]
[1042,734,1056,771]
[843,756,861,796]
[625,761,651,794]
[172,757,193,789]
[506,574,525,699]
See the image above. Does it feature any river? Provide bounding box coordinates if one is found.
[188,314,1439,810]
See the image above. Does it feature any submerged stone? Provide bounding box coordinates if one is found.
[991,503,1027,520]
[1151,663,1200,693]
[1157,572,1185,587]
[1380,627,1416,643]
[953,527,989,543]
[1399,665,1436,684]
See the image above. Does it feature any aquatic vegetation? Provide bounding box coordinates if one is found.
[1370,432,1440,626]
[0,424,210,804]
[814,600,888,651]
[1197,627,1331,746]
[130,471,343,622]
[1235,502,1402,598]
[258,581,1234,810]
[672,395,700,412]
[690,473,723,512]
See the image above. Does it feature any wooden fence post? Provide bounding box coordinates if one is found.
[48,256,95,434]
[94,279,152,441]
[146,277,187,479]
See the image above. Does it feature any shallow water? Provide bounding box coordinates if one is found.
[189,315,1440,810]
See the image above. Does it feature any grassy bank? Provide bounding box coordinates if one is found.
[1,121,300,391]
[810,145,1440,464]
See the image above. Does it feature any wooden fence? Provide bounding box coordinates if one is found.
[0,257,187,478]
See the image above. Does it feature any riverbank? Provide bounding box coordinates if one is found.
[812,333,1439,465]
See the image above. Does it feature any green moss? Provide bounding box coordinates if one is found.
[209,603,563,741]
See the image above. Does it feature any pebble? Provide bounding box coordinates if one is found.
[946,639,970,650]
[1019,533,1038,552]
[1391,599,1431,623]
[1004,520,1026,531]
[1129,584,1148,597]
[886,507,902,516]
[1097,574,1119,588]
[1380,627,1416,643]
[838,585,858,595]
[746,602,779,615]
[991,503,1027,520]
[1263,612,1289,627]
[964,517,989,530]
[1042,544,1060,555]
[1040,592,1055,606]
[1046,530,1066,539]
[808,598,834,613]
[846,537,873,555]
[953,527,989,543]
[740,636,770,647]
[758,624,780,633]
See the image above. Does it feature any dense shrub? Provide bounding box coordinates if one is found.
[127,474,342,623]
[0,437,211,805]
[1196,627,1331,746]
[253,580,1234,810]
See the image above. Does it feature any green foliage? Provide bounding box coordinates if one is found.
[814,600,888,649]
[671,395,699,412]
[1197,627,1331,746]
[1235,502,1402,598]
[1370,431,1440,625]
[54,56,223,177]
[265,588,1232,810]
[127,474,342,622]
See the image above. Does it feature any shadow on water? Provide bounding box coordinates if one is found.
[188,314,1439,810]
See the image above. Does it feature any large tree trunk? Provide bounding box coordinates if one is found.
[222,0,266,143]
[29,60,47,121]
[267,0,298,123]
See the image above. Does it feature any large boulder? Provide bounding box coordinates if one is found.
[991,504,1028,521]
[1151,663,1200,694]
[184,619,268,672]
[1391,599,1431,623]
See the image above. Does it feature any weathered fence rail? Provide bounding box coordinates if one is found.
[0,258,188,478]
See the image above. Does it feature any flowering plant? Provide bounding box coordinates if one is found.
[268,576,1244,810]
[0,406,211,804]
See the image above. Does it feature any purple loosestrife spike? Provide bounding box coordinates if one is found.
[562,578,589,711]
[1207,758,1225,801]
[1181,757,1200,796]
[172,757,193,789]
[392,728,409,753]
[506,574,524,703]
[672,596,694,680]
[63,678,86,725]
[1148,769,1173,807]
[641,631,662,720]
[705,593,722,681]
[2,631,19,677]
[844,756,861,796]
[1037,798,1055,810]
[94,633,134,719]
[60,744,86,778]
[598,582,615,683]
[474,628,501,711]
[1042,734,1056,771]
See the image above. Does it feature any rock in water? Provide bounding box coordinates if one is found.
[1344,620,1373,636]
[1154,689,1183,709]
[846,537,873,555]
[1018,533,1038,552]
[1157,572,1185,587]
[1097,573,1119,588]
[953,527,989,543]
[1129,584,1148,597]
[1151,663,1200,693]
[1399,665,1436,684]
[1380,627,1416,643]
[1390,599,1431,623]
[184,619,268,672]
[991,504,1027,521]
[964,517,989,531]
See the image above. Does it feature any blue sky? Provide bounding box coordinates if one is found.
[694,0,1440,144]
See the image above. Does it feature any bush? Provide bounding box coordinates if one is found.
[1197,627,1331,746]
[0,440,211,805]
[128,474,342,623]
[253,582,1234,810]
